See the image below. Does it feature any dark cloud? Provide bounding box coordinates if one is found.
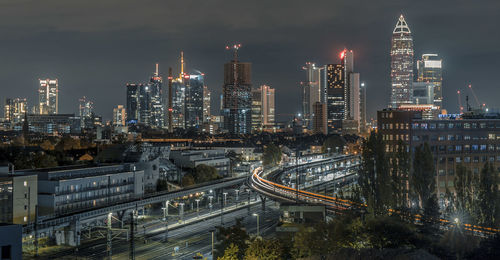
[0,0,499,121]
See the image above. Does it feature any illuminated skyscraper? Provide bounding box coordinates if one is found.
[251,85,275,132]
[126,83,140,124]
[171,52,187,129]
[417,54,442,107]
[4,98,27,127]
[149,63,164,128]
[185,72,204,129]
[326,63,344,130]
[203,85,211,123]
[222,44,252,134]
[113,105,126,126]
[38,79,58,114]
[390,15,414,108]
[301,62,321,128]
[78,96,94,129]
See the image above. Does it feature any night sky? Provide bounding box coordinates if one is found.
[1,0,499,122]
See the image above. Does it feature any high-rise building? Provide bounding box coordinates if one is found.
[251,88,262,132]
[412,82,436,105]
[4,98,27,127]
[138,84,152,125]
[38,79,58,114]
[113,105,126,126]
[390,15,414,108]
[313,102,327,135]
[359,83,367,133]
[170,52,187,129]
[301,62,321,128]
[126,83,140,124]
[326,64,344,130]
[251,85,275,132]
[417,54,442,108]
[78,96,94,129]
[261,85,275,128]
[149,63,164,128]
[222,45,252,134]
[185,72,205,129]
[203,85,211,123]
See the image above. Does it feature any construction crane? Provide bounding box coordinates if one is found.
[467,84,481,108]
[457,90,464,113]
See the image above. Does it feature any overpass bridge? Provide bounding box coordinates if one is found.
[24,176,247,245]
[250,155,499,237]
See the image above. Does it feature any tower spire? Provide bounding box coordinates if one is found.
[180,51,184,77]
[393,14,411,34]
[155,63,159,76]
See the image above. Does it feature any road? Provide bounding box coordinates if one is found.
[28,200,279,259]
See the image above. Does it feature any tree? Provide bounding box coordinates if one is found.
[218,243,239,260]
[181,174,195,187]
[455,163,477,221]
[390,140,410,210]
[364,216,418,249]
[40,140,55,151]
[263,143,281,167]
[192,164,221,183]
[359,132,391,216]
[244,238,283,260]
[321,135,345,154]
[477,162,498,226]
[215,219,249,259]
[411,143,434,209]
[421,194,440,236]
[156,179,168,192]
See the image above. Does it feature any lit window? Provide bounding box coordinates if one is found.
[24,216,27,222]
[24,181,27,187]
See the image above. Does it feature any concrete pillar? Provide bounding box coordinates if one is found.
[259,195,266,212]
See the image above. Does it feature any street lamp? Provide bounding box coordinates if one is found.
[234,189,239,203]
[252,213,260,237]
[195,199,200,218]
[208,196,213,213]
[223,192,228,207]
[162,200,169,221]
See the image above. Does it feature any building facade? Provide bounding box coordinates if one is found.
[390,15,414,108]
[0,172,37,225]
[38,79,59,115]
[4,98,27,128]
[113,105,126,126]
[203,85,211,123]
[170,149,230,176]
[417,54,443,108]
[126,83,140,124]
[36,165,144,216]
[27,114,81,134]
[301,62,321,128]
[312,102,327,135]
[222,57,252,134]
[185,73,204,129]
[78,96,94,129]
[378,109,500,206]
[149,63,164,128]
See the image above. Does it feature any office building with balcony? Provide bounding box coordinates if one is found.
[33,164,144,216]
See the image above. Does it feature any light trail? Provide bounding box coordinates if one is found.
[251,160,499,236]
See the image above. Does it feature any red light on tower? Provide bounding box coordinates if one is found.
[340,50,346,60]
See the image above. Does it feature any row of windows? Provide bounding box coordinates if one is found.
[412,134,499,141]
[438,156,500,164]
[413,122,500,130]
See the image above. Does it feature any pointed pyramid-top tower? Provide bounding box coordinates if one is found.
[389,14,414,108]
[393,14,411,34]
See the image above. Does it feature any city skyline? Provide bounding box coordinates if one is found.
[0,1,499,122]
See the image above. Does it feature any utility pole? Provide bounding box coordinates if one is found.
[129,211,135,260]
[296,148,299,203]
[107,213,112,260]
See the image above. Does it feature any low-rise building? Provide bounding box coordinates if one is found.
[0,168,38,224]
[32,164,144,216]
[0,224,22,260]
[170,149,230,176]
